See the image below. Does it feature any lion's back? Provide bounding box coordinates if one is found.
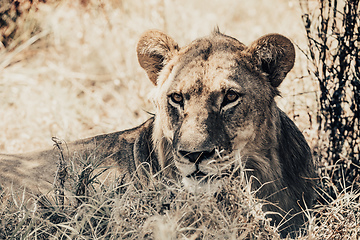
[0,117,158,194]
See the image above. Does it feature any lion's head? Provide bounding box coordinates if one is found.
[137,29,297,193]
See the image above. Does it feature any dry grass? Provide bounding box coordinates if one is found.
[0,156,279,239]
[0,0,359,239]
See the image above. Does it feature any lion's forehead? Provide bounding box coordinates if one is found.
[170,51,243,96]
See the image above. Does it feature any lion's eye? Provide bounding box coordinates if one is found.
[170,93,183,105]
[223,90,239,105]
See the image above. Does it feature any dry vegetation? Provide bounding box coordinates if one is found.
[0,0,359,239]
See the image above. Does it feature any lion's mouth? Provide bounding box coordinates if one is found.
[186,170,219,183]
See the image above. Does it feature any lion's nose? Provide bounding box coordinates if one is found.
[179,149,216,163]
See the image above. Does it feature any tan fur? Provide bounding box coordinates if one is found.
[0,30,315,237]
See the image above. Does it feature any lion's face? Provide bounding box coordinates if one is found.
[137,30,295,192]
[156,48,271,191]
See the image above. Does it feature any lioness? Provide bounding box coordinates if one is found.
[0,30,315,236]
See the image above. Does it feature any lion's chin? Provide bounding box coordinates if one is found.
[182,176,222,195]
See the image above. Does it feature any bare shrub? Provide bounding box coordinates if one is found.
[300,0,360,197]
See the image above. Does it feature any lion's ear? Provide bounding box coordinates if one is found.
[246,34,295,88]
[137,30,179,85]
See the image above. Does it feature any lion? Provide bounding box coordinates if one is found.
[0,29,315,237]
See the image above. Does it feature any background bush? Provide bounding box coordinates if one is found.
[300,0,360,199]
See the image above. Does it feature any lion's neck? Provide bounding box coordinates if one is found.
[241,103,284,188]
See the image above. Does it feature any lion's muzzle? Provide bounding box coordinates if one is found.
[178,148,216,177]
[175,147,223,186]
[177,148,224,193]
